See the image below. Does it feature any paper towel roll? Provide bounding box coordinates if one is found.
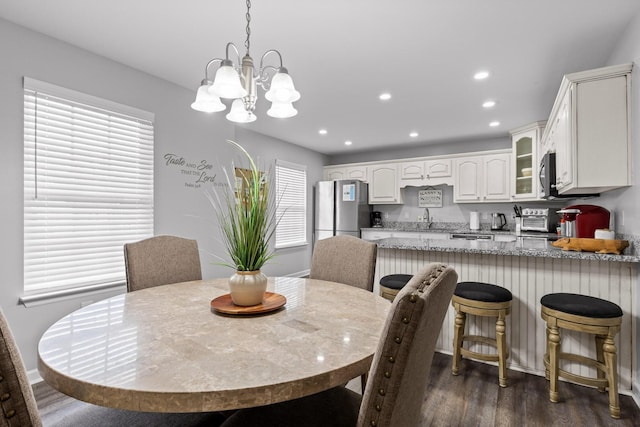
[594,229,615,240]
[470,211,480,230]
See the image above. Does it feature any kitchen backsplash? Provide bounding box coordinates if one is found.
[373,186,562,231]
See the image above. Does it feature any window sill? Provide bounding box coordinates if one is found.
[275,242,309,250]
[19,281,126,307]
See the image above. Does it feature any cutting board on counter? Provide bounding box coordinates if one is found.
[551,237,629,255]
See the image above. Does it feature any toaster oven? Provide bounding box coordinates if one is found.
[520,208,558,232]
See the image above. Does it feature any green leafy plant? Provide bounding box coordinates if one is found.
[208,140,277,271]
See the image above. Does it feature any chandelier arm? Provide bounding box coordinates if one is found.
[259,49,284,72]
[256,65,279,90]
[225,42,243,66]
[204,58,224,79]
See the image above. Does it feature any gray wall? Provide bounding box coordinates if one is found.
[602,9,640,399]
[328,136,511,165]
[0,18,325,373]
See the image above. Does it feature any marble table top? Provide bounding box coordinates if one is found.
[38,277,390,412]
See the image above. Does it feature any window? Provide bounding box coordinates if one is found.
[275,160,307,248]
[23,78,154,298]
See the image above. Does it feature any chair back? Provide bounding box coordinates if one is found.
[0,309,42,426]
[358,263,458,427]
[124,235,202,292]
[309,235,377,291]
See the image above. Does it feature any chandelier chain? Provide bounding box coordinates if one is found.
[245,0,251,54]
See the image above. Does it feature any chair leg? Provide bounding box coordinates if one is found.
[603,333,620,419]
[496,314,507,387]
[360,373,368,394]
[452,310,466,376]
[595,334,606,392]
[548,324,561,403]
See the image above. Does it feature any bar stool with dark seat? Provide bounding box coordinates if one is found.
[540,293,623,419]
[379,274,413,301]
[451,281,512,387]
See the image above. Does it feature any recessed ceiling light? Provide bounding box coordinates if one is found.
[318,129,327,135]
[409,132,419,138]
[474,71,490,80]
[489,121,500,127]
[482,100,496,108]
[344,140,353,146]
[379,93,391,101]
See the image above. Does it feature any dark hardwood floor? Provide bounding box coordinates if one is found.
[34,352,640,426]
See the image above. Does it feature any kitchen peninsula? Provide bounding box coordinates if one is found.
[370,235,639,394]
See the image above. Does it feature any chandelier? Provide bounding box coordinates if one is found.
[190,0,300,123]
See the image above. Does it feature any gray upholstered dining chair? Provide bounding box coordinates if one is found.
[124,235,202,292]
[0,308,225,427]
[309,235,377,292]
[219,262,458,427]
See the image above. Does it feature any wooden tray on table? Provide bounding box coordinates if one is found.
[210,292,286,315]
[551,237,629,255]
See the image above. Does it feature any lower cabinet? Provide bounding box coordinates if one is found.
[361,230,450,241]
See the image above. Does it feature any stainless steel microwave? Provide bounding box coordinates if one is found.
[539,152,557,199]
[539,152,598,199]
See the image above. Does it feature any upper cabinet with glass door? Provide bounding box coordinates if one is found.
[509,121,546,201]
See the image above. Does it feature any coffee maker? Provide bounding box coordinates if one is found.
[371,211,383,228]
[559,204,610,238]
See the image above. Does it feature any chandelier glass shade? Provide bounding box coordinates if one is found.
[191,1,300,123]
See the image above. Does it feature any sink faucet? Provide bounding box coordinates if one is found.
[423,208,432,228]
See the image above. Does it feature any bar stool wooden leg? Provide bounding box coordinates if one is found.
[548,323,561,403]
[544,325,551,381]
[496,313,507,387]
[595,334,606,392]
[452,310,465,376]
[603,333,620,418]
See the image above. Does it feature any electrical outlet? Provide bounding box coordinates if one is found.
[384,212,389,219]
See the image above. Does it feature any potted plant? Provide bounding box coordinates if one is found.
[209,140,277,306]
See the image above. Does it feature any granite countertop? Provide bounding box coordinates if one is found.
[373,237,640,263]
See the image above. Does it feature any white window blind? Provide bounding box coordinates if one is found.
[275,160,307,248]
[23,77,154,296]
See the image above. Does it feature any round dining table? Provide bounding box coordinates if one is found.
[38,277,390,412]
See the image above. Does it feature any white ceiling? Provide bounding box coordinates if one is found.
[1,0,639,155]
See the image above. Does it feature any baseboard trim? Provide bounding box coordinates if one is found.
[28,368,43,386]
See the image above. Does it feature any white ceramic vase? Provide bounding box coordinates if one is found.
[229,270,267,306]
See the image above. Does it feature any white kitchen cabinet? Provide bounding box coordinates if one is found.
[542,63,632,195]
[345,165,368,181]
[400,159,452,180]
[323,167,345,181]
[368,163,403,204]
[361,230,394,240]
[510,121,546,201]
[323,165,368,181]
[399,158,453,187]
[362,230,449,241]
[454,152,511,203]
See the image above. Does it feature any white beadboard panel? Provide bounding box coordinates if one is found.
[376,248,636,392]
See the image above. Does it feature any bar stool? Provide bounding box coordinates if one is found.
[451,281,512,387]
[379,274,412,302]
[540,293,623,419]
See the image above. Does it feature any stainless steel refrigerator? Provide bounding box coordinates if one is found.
[314,180,371,244]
